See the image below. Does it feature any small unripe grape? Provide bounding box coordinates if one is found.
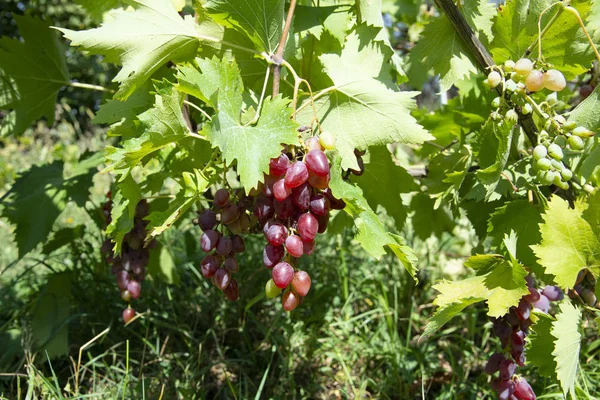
[121,290,132,302]
[522,103,532,115]
[547,143,563,160]
[504,59,515,71]
[584,184,595,193]
[491,96,501,108]
[568,135,585,150]
[514,58,534,76]
[544,69,567,91]
[525,69,545,92]
[505,109,519,124]
[533,144,547,160]
[555,179,570,190]
[563,120,577,131]
[487,71,502,88]
[573,126,594,138]
[553,114,566,125]
[539,170,556,185]
[561,169,573,181]
[265,279,281,298]
[536,158,552,171]
[319,130,336,150]
[551,159,564,170]
[505,79,518,92]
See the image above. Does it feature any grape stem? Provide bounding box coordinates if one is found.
[564,6,600,63]
[68,81,113,92]
[272,0,298,97]
[245,66,271,126]
[183,99,212,121]
[529,2,563,60]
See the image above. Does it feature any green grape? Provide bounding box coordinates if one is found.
[547,143,563,160]
[546,92,558,105]
[514,58,533,76]
[584,184,595,194]
[553,135,566,147]
[491,111,501,121]
[522,103,533,115]
[561,169,573,181]
[505,109,519,124]
[539,170,556,185]
[504,60,516,72]
[563,120,577,131]
[553,115,566,125]
[487,71,502,88]
[533,145,547,160]
[536,158,552,170]
[544,69,566,92]
[568,135,585,150]
[265,279,282,298]
[573,126,594,138]
[491,97,502,108]
[550,159,564,170]
[525,70,544,91]
[555,179,570,190]
[505,79,518,92]
[319,130,336,150]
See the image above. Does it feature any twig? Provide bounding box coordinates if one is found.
[272,0,298,97]
[68,81,113,92]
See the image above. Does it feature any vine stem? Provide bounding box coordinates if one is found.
[272,0,297,97]
[68,81,113,92]
[564,6,600,64]
[531,2,563,60]
[183,99,212,121]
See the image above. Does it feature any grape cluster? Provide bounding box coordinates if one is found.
[197,189,251,301]
[571,269,598,307]
[486,276,564,399]
[101,196,156,324]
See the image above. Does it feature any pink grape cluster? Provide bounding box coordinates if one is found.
[486,276,564,399]
[197,188,250,302]
[101,196,156,324]
[571,269,598,307]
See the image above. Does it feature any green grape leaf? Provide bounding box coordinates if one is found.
[31,273,72,359]
[526,312,557,377]
[148,244,180,284]
[356,0,384,28]
[298,25,431,171]
[204,0,284,53]
[567,84,600,133]
[410,193,456,240]
[0,16,69,136]
[43,226,84,255]
[583,190,600,236]
[475,119,515,199]
[421,298,482,340]
[104,85,190,174]
[462,198,504,241]
[106,174,143,254]
[199,57,299,193]
[294,4,352,46]
[73,0,123,20]
[56,0,199,100]
[551,301,582,398]
[329,156,418,280]
[354,146,418,231]
[487,200,543,268]
[491,0,595,78]
[407,0,495,91]
[531,196,600,288]
[423,145,472,207]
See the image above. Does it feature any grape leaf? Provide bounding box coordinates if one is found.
[462,198,504,241]
[199,57,299,193]
[531,196,600,288]
[56,0,199,100]
[421,298,482,340]
[423,145,472,207]
[298,25,431,171]
[0,15,69,136]
[567,84,600,133]
[204,0,284,53]
[526,312,557,377]
[104,85,190,174]
[475,119,515,199]
[410,194,456,240]
[487,200,543,268]
[582,190,600,236]
[73,0,123,20]
[551,301,582,398]
[354,146,418,231]
[294,4,352,46]
[407,0,495,91]
[329,156,418,280]
[148,244,180,284]
[106,174,143,254]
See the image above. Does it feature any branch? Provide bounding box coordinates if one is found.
[433,0,538,146]
[272,0,297,97]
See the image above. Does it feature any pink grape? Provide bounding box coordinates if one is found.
[511,348,526,366]
[269,154,290,176]
[201,230,220,252]
[127,280,141,299]
[214,189,230,208]
[533,294,550,313]
[253,195,274,221]
[285,234,304,258]
[303,239,315,255]
[485,353,505,374]
[515,299,531,321]
[284,162,309,189]
[291,270,311,296]
[232,235,245,253]
[116,270,130,291]
[273,178,292,201]
[221,204,240,225]
[323,188,345,209]
[199,209,217,230]
[267,223,287,246]
[499,359,516,381]
[214,268,231,290]
[307,171,329,189]
[282,290,300,311]
[292,182,311,210]
[305,137,322,151]
[274,197,294,219]
[316,214,328,233]
[514,377,536,400]
[305,149,329,176]
[201,255,219,278]
[495,379,515,400]
[511,330,525,347]
[224,257,239,273]
[298,213,318,241]
[216,236,233,256]
[263,244,284,268]
[541,285,563,301]
[122,308,136,324]
[224,278,239,301]
[523,287,540,304]
[310,194,329,216]
[272,262,294,288]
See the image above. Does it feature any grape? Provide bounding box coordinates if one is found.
[511,348,526,366]
[495,379,515,400]
[506,109,519,125]
[273,178,292,201]
[547,143,563,160]
[307,171,330,189]
[538,170,556,186]
[305,137,322,151]
[122,308,136,324]
[515,299,531,321]
[485,353,505,374]
[504,59,516,71]
[568,135,585,150]
[127,280,141,299]
[494,320,511,342]
[542,285,563,301]
[282,290,300,311]
[520,319,532,332]
[511,330,525,347]
[316,213,329,234]
[514,58,533,76]
[291,270,311,297]
[319,130,336,150]
[272,262,294,288]
[232,235,245,253]
[214,268,231,290]
[303,239,315,255]
[221,203,240,225]
[523,287,540,304]
[536,158,552,171]
[285,234,304,258]
[201,230,220,252]
[199,209,217,230]
[214,189,230,208]
[550,158,563,171]
[544,69,566,91]
[201,254,220,278]
[266,223,288,246]
[532,145,547,160]
[223,278,239,301]
[265,279,282,298]
[323,188,346,210]
[121,290,132,302]
[514,377,536,400]
[274,197,294,219]
[499,359,516,381]
[216,236,233,256]
[116,270,130,291]
[292,182,311,210]
[269,154,290,177]
[487,71,502,88]
[581,288,597,307]
[350,155,365,176]
[253,195,274,221]
[522,103,532,115]
[284,161,309,189]
[309,194,329,216]
[263,244,284,268]
[573,126,594,138]
[305,149,330,177]
[525,69,544,92]
[224,257,239,273]
[560,169,573,181]
[505,309,519,326]
[491,96,502,108]
[298,213,319,241]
